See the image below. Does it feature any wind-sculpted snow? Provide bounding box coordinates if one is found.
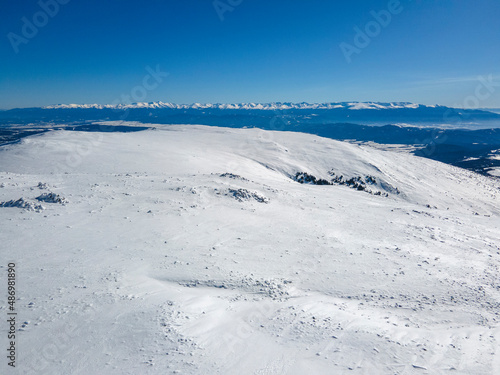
[1,125,500,374]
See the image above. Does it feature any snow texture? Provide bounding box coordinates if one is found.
[1,125,500,374]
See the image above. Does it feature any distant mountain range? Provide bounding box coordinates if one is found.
[41,101,430,110]
[2,101,500,130]
[1,102,500,178]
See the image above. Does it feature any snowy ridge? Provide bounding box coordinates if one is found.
[1,125,500,374]
[43,101,435,110]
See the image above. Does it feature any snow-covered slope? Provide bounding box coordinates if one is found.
[1,125,499,374]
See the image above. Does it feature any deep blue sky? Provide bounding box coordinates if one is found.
[1,0,499,109]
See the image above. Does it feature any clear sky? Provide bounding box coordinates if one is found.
[1,0,500,109]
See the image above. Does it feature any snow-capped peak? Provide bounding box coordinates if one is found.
[42,102,433,110]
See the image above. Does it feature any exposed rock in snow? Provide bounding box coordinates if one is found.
[293,171,390,196]
[37,181,48,189]
[36,192,68,204]
[219,172,250,182]
[0,197,44,211]
[216,187,269,203]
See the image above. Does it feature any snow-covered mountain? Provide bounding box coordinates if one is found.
[42,101,432,110]
[1,125,499,374]
[3,101,498,132]
[2,103,500,178]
